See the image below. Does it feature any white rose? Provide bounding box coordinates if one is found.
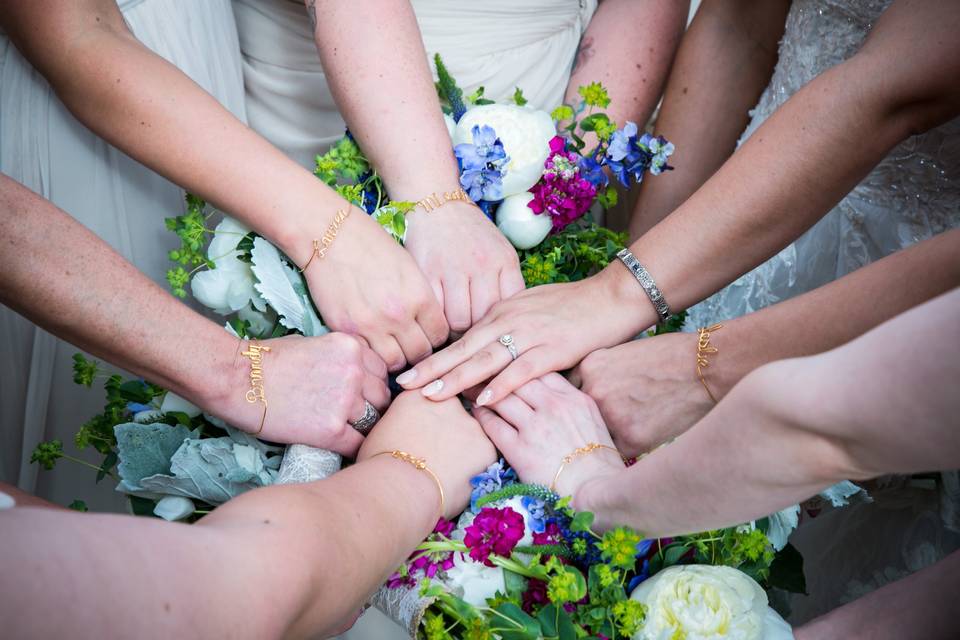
[495,192,552,250]
[190,217,266,315]
[153,496,195,521]
[237,303,277,338]
[630,565,794,640]
[160,392,202,418]
[454,104,555,197]
[445,552,506,607]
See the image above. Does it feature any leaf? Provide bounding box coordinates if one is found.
[67,500,88,512]
[513,87,528,107]
[537,604,576,639]
[249,237,325,336]
[662,543,689,567]
[493,602,541,640]
[768,543,808,594]
[114,422,194,489]
[569,510,595,532]
[96,450,118,483]
[579,113,610,133]
[128,495,158,517]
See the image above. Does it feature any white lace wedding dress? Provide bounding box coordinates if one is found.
[682,0,960,623]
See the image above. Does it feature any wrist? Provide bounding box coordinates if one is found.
[190,325,250,422]
[595,260,659,334]
[361,452,449,525]
[571,470,620,531]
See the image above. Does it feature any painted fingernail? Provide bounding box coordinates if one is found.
[396,369,417,385]
[476,389,492,407]
[422,380,444,397]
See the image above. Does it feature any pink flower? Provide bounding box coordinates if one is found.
[387,518,457,589]
[522,578,549,613]
[463,507,526,567]
[527,136,597,232]
[532,521,562,545]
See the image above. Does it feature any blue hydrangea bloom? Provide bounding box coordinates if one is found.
[521,496,547,533]
[468,459,517,512]
[455,125,509,202]
[604,121,653,188]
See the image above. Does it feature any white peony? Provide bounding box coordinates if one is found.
[453,104,555,197]
[160,392,202,418]
[237,303,277,338]
[190,217,266,315]
[495,192,553,250]
[630,565,794,640]
[445,552,506,607]
[443,113,457,141]
[153,496,195,521]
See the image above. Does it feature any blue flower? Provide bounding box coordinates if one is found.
[577,153,608,189]
[126,402,153,414]
[627,559,651,592]
[356,170,380,214]
[469,459,517,512]
[603,121,653,188]
[455,125,509,202]
[521,496,547,533]
[645,135,675,176]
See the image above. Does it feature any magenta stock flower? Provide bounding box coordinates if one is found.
[463,507,526,567]
[528,136,597,232]
[387,518,457,588]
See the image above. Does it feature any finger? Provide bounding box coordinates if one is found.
[511,378,555,410]
[486,394,535,427]
[499,265,526,300]
[348,394,369,424]
[368,334,406,373]
[443,276,472,334]
[566,365,584,389]
[361,345,389,380]
[329,424,365,458]
[473,406,518,452]
[418,296,451,348]
[425,340,513,402]
[363,374,391,411]
[430,277,445,309]
[395,323,434,367]
[461,382,487,403]
[470,274,501,326]
[477,347,552,406]
[395,321,500,389]
[540,371,577,394]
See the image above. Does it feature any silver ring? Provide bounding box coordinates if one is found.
[349,401,380,435]
[499,334,519,361]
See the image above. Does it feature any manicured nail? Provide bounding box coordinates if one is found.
[476,389,492,407]
[396,369,417,385]
[422,380,444,397]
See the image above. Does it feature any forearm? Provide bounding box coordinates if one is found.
[629,0,789,239]
[309,0,461,201]
[707,228,960,397]
[0,457,437,639]
[0,175,236,410]
[565,0,688,133]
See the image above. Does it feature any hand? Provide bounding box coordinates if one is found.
[207,333,390,456]
[358,391,497,519]
[297,209,449,371]
[570,334,714,458]
[396,265,648,404]
[404,200,525,332]
[473,373,624,497]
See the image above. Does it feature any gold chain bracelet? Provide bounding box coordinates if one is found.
[239,339,271,435]
[299,206,353,272]
[551,443,623,493]
[695,323,723,404]
[415,186,471,213]
[372,450,445,517]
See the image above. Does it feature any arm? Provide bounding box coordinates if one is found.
[307,0,524,331]
[0,393,497,638]
[0,174,389,454]
[628,0,789,239]
[0,0,447,370]
[401,0,960,403]
[564,0,689,143]
[574,228,960,456]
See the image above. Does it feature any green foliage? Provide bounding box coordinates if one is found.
[518,223,626,286]
[72,353,100,387]
[374,201,416,243]
[434,53,466,119]
[68,500,88,512]
[30,440,64,471]
[596,185,618,210]
[578,82,611,109]
[164,194,214,298]
[512,87,528,107]
[768,543,808,594]
[550,105,575,122]
[598,527,642,570]
[647,310,688,336]
[466,86,495,106]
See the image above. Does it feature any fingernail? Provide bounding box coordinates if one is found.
[396,369,417,385]
[422,380,444,397]
[476,389,492,406]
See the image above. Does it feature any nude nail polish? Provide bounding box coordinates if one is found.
[422,380,444,397]
[396,369,417,385]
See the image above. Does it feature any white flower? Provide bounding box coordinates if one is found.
[160,392,202,418]
[190,217,266,315]
[153,496,195,521]
[766,505,800,551]
[445,552,506,607]
[443,113,457,141]
[495,192,553,250]
[237,303,277,338]
[454,104,555,197]
[629,565,794,640]
[0,491,15,510]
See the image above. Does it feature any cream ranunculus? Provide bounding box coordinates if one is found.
[630,565,794,640]
[444,552,506,607]
[191,217,266,316]
[495,192,553,249]
[453,104,555,197]
[153,496,195,521]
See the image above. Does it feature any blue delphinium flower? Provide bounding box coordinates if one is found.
[577,152,608,189]
[469,459,517,512]
[455,125,509,202]
[604,121,652,188]
[646,135,675,175]
[126,402,153,414]
[627,559,651,592]
[521,496,547,533]
[356,170,380,214]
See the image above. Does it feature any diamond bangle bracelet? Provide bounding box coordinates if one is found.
[615,248,671,324]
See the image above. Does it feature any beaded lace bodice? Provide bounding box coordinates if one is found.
[686,0,960,328]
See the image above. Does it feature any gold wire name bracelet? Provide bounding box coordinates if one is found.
[372,450,445,517]
[239,339,271,435]
[695,323,723,404]
[551,443,624,493]
[299,206,353,272]
[415,186,471,213]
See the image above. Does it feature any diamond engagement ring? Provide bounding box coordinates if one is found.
[499,334,519,360]
[349,401,380,435]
